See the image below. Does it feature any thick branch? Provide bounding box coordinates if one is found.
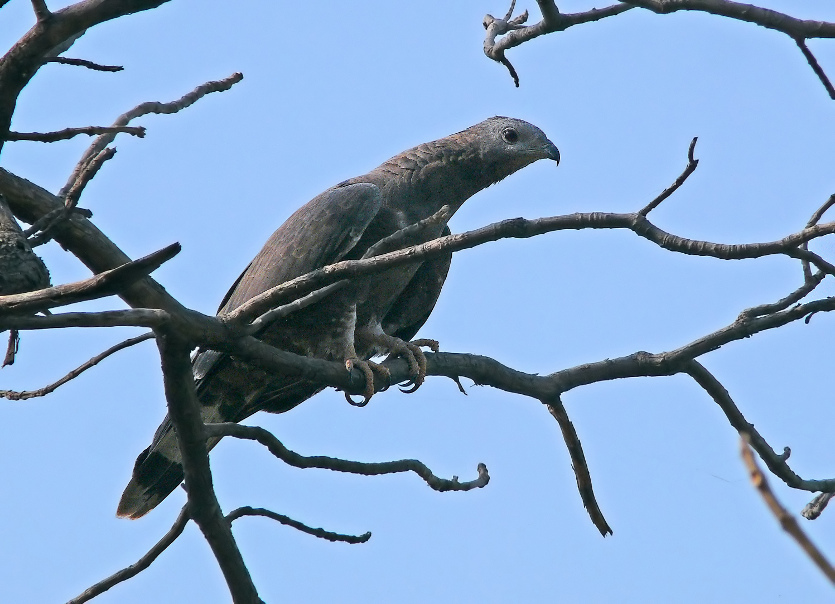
[623,1,835,39]
[226,211,835,326]
[0,169,186,310]
[1,308,170,330]
[155,331,261,604]
[544,397,612,536]
[0,242,179,314]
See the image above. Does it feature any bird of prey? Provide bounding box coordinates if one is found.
[117,116,560,519]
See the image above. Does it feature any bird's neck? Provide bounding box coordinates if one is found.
[370,139,506,223]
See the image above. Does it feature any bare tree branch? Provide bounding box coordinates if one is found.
[154,331,261,603]
[483,2,632,85]
[737,272,825,320]
[69,499,370,604]
[0,243,180,315]
[740,436,835,585]
[623,1,835,39]
[205,422,491,493]
[5,126,144,142]
[226,210,835,327]
[61,72,243,196]
[2,308,169,331]
[0,168,199,315]
[225,507,372,544]
[483,2,835,91]
[0,0,174,155]
[0,332,152,400]
[42,56,123,71]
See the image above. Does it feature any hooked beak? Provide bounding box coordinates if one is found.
[544,140,560,165]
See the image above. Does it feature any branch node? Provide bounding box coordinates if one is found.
[803,492,834,521]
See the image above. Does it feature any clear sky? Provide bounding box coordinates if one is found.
[2,1,835,602]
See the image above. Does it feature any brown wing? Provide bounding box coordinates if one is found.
[382,225,452,342]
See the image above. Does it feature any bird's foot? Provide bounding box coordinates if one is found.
[344,358,390,406]
[386,337,439,394]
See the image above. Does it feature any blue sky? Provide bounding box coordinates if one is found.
[2,1,835,602]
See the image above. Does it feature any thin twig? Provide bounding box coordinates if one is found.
[545,397,612,536]
[2,329,18,366]
[67,505,191,604]
[5,126,144,143]
[483,3,633,85]
[247,281,347,334]
[225,507,372,544]
[682,360,835,494]
[797,37,835,99]
[205,422,491,492]
[801,194,835,279]
[737,271,825,320]
[62,73,243,196]
[43,57,123,72]
[0,332,153,400]
[638,137,699,216]
[740,436,835,585]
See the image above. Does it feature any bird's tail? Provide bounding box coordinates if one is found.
[117,360,323,519]
[116,407,224,519]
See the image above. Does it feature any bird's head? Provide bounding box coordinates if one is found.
[466,116,560,183]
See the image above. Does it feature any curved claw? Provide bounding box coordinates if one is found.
[345,358,376,406]
[399,382,420,394]
[345,391,371,407]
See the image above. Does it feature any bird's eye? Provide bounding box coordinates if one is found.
[501,127,519,144]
